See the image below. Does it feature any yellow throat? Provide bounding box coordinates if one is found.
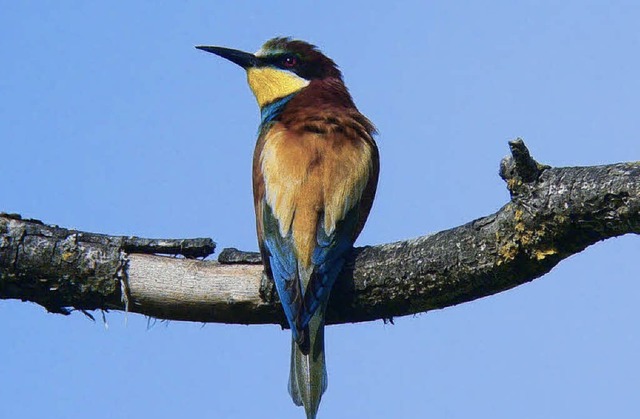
[246,67,309,108]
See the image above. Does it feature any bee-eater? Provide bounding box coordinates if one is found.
[197,37,379,418]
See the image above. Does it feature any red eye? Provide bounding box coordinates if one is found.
[283,55,297,68]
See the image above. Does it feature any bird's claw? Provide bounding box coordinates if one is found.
[259,271,276,302]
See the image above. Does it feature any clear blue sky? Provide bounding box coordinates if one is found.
[2,2,639,418]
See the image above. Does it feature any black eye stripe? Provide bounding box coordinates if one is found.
[260,53,324,80]
[262,53,300,70]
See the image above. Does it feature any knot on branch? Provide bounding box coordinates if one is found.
[218,247,262,264]
[122,237,216,259]
[499,139,549,195]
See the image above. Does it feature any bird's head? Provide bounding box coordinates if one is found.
[197,37,342,109]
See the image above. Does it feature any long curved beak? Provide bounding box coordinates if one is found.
[195,45,259,69]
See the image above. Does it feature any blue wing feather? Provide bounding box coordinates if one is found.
[262,200,360,339]
[262,202,305,342]
[300,207,359,329]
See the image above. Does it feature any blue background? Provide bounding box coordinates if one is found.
[2,2,639,418]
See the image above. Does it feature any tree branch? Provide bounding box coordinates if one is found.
[2,140,639,327]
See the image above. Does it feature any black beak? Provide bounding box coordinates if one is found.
[195,45,259,69]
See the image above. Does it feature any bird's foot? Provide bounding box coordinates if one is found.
[259,271,276,303]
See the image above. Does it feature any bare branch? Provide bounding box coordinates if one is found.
[1,141,639,327]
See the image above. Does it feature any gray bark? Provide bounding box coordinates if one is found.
[1,140,639,327]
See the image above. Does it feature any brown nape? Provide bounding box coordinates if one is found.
[280,78,376,137]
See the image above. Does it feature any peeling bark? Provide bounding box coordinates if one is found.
[1,141,639,327]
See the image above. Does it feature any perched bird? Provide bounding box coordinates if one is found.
[197,37,379,418]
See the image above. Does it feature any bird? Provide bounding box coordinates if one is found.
[196,37,379,419]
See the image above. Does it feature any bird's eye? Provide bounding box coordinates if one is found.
[282,55,297,68]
